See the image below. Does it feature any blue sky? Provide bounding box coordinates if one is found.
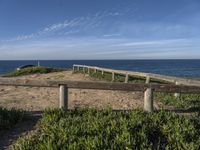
[0,0,200,60]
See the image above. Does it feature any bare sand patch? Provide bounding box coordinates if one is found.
[0,71,144,111]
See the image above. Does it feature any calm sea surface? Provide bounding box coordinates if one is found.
[0,60,200,77]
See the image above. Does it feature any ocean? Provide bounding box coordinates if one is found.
[0,60,200,77]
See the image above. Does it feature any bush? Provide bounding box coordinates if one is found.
[0,107,24,130]
[13,108,200,150]
[155,92,200,111]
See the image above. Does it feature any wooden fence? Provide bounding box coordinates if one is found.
[73,64,200,87]
[0,77,200,112]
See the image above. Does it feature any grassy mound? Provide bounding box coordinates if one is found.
[13,109,200,150]
[4,66,66,77]
[0,107,24,130]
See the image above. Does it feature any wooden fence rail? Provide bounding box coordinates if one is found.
[0,77,200,112]
[73,64,200,87]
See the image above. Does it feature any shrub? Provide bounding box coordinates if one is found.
[0,107,24,130]
[13,108,200,150]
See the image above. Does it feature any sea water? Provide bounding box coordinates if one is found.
[0,60,200,77]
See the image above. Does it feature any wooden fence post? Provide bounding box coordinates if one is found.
[88,67,90,74]
[125,73,129,83]
[77,66,79,72]
[59,85,68,110]
[102,70,104,75]
[144,88,153,112]
[94,68,97,73]
[83,66,85,75]
[72,65,75,72]
[174,81,180,97]
[145,76,150,84]
[112,72,115,82]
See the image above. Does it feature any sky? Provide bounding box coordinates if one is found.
[0,0,200,60]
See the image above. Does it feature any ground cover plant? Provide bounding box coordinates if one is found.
[13,108,200,150]
[75,68,171,84]
[4,66,66,77]
[0,107,24,130]
[155,92,200,111]
[74,69,152,83]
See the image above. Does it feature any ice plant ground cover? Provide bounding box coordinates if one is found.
[13,108,200,150]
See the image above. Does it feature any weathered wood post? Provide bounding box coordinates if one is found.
[72,65,75,72]
[174,81,180,97]
[112,72,115,82]
[144,88,153,112]
[145,76,150,84]
[83,66,85,75]
[125,73,129,83]
[94,67,97,73]
[87,67,90,74]
[77,66,80,72]
[59,85,68,110]
[102,70,104,75]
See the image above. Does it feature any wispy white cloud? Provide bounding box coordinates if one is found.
[1,7,138,43]
[103,34,121,37]
[110,39,187,47]
[1,37,200,60]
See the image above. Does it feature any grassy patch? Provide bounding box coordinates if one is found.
[155,92,200,110]
[4,66,66,77]
[74,69,170,84]
[13,108,200,150]
[0,107,24,130]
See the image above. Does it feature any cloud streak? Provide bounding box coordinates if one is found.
[1,37,200,60]
[1,6,138,43]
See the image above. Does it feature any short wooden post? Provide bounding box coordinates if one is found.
[77,66,79,72]
[112,72,115,82]
[145,76,150,84]
[174,81,180,97]
[102,70,104,75]
[125,73,129,83]
[59,85,68,110]
[87,68,90,74]
[72,66,75,72]
[144,88,153,112]
[94,68,97,73]
[83,66,85,75]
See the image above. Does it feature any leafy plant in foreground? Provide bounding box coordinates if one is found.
[0,107,24,130]
[13,108,200,150]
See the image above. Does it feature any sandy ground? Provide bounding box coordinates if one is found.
[0,71,145,111]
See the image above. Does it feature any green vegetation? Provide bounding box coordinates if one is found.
[0,107,24,130]
[75,68,170,84]
[75,69,150,83]
[155,92,200,110]
[13,108,200,150]
[4,66,66,77]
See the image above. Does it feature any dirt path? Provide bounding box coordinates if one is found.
[0,71,145,149]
